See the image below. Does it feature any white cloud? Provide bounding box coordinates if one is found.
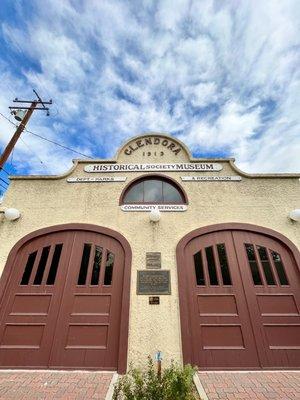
[179,101,262,157]
[0,0,299,175]
[182,82,218,108]
[155,0,189,31]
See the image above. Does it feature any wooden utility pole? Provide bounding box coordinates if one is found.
[0,90,52,170]
[0,102,37,169]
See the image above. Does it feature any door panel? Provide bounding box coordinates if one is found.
[0,232,74,367]
[0,229,126,370]
[180,228,300,369]
[233,231,300,368]
[49,231,124,369]
[186,231,260,368]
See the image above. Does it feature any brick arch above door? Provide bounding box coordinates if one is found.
[0,223,132,373]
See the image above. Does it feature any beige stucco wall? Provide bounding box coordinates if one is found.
[0,133,299,368]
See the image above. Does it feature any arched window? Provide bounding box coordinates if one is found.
[121,175,187,204]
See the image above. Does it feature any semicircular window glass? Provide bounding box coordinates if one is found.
[123,178,185,204]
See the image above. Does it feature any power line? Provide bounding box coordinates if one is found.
[20,137,48,170]
[0,111,15,128]
[0,167,9,175]
[0,177,9,186]
[0,111,91,159]
[26,129,91,159]
[0,110,27,127]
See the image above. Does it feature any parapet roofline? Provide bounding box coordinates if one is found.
[72,157,236,163]
[8,158,300,180]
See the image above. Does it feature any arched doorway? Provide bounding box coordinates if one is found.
[177,223,300,369]
[0,224,131,373]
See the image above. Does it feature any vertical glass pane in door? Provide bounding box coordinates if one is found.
[257,246,275,285]
[78,244,91,285]
[91,246,103,285]
[194,251,205,285]
[34,246,51,285]
[47,244,63,285]
[245,244,262,285]
[104,252,115,285]
[20,251,37,285]
[271,251,289,285]
[205,246,218,285]
[217,243,232,285]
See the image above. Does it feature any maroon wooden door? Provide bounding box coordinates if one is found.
[49,231,125,369]
[233,231,300,368]
[0,229,126,370]
[179,228,300,369]
[184,231,260,369]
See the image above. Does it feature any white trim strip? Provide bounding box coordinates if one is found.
[67,177,127,183]
[181,176,242,181]
[193,373,209,400]
[105,372,119,400]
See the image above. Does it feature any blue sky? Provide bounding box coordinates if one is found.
[0,0,299,193]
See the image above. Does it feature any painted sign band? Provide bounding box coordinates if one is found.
[67,177,127,183]
[121,204,187,212]
[84,163,223,173]
[181,176,242,181]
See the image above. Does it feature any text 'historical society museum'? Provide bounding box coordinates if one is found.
[0,133,299,373]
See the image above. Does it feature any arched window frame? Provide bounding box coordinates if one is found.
[119,174,188,205]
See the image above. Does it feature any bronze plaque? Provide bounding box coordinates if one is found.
[137,270,171,295]
[146,252,161,269]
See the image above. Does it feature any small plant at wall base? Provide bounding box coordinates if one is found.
[113,357,198,400]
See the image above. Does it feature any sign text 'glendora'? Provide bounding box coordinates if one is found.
[124,137,182,156]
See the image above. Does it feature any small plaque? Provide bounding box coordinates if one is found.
[149,296,160,305]
[146,252,161,269]
[137,270,171,295]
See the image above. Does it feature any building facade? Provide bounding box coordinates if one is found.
[0,132,299,372]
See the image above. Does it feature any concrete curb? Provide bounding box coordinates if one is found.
[193,373,209,400]
[105,372,119,400]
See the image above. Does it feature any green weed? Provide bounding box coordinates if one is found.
[113,357,198,400]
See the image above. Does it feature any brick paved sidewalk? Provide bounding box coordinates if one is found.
[0,370,114,400]
[197,371,300,400]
